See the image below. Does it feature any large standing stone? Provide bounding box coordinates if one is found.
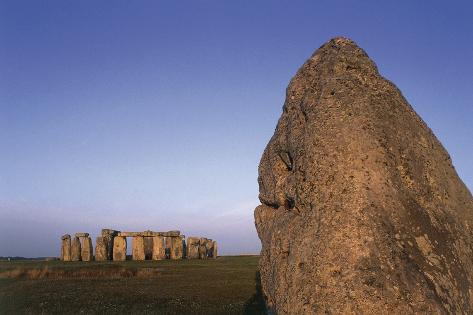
[60,234,71,261]
[152,236,166,260]
[186,237,200,259]
[181,236,187,259]
[144,237,153,260]
[81,236,93,261]
[95,236,108,261]
[198,238,208,259]
[254,37,473,314]
[102,229,119,260]
[170,236,183,260]
[205,238,213,257]
[132,236,145,261]
[210,241,217,259]
[113,236,127,261]
[71,236,81,261]
[165,237,172,259]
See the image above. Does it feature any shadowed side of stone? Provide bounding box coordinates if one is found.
[71,237,81,261]
[255,37,473,314]
[81,237,93,262]
[95,237,107,261]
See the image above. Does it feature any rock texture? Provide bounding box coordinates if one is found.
[211,241,218,259]
[101,229,119,260]
[71,236,81,261]
[60,234,71,261]
[187,237,200,259]
[81,236,93,261]
[144,237,153,260]
[199,238,209,259]
[113,236,127,261]
[95,236,108,261]
[170,236,183,260]
[181,236,187,258]
[75,232,89,238]
[165,237,172,259]
[254,37,473,314]
[132,236,145,261]
[152,236,166,260]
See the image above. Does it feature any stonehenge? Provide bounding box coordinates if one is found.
[95,236,107,261]
[170,235,183,260]
[60,229,217,261]
[186,237,200,259]
[101,229,118,260]
[152,236,166,260]
[199,238,208,259]
[60,234,71,261]
[165,237,172,259]
[211,240,217,258]
[144,237,153,260]
[71,236,81,261]
[132,236,145,261]
[81,236,93,261]
[113,236,127,261]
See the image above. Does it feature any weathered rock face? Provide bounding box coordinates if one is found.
[198,238,208,259]
[81,236,93,261]
[113,236,127,261]
[181,236,187,259]
[71,236,81,261]
[187,237,200,259]
[75,232,89,238]
[132,236,145,261]
[95,236,108,261]
[205,238,213,254]
[165,237,172,259]
[254,37,473,314]
[152,236,166,260]
[60,234,71,261]
[101,229,119,260]
[144,237,153,260]
[211,241,217,259]
[170,236,183,260]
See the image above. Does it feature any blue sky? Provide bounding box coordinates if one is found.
[1,1,472,257]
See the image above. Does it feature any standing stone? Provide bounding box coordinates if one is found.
[152,236,166,260]
[95,236,108,261]
[254,37,473,314]
[186,237,200,259]
[60,234,71,261]
[205,238,213,257]
[210,241,217,259]
[81,236,93,261]
[198,238,208,259]
[102,229,119,260]
[181,236,186,259]
[113,236,127,261]
[144,237,153,260]
[170,236,183,260]
[132,236,145,261]
[165,237,172,259]
[71,236,81,261]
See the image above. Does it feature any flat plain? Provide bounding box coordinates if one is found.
[0,255,264,314]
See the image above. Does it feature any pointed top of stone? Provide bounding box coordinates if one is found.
[255,37,473,313]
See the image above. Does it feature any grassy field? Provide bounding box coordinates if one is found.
[0,256,265,315]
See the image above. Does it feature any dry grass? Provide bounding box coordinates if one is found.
[0,256,265,314]
[0,265,161,280]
